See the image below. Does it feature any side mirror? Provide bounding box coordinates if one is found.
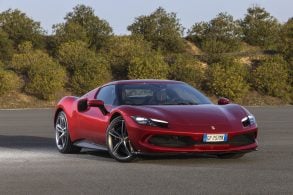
[87,99,104,107]
[218,97,230,105]
[87,99,108,115]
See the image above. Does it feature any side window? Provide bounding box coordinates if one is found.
[96,85,116,105]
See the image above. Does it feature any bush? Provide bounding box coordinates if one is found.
[128,52,168,79]
[167,53,205,88]
[201,39,240,54]
[0,29,14,62]
[101,35,153,80]
[0,68,21,95]
[58,41,111,95]
[251,56,290,99]
[25,63,66,100]
[11,42,66,100]
[207,58,249,100]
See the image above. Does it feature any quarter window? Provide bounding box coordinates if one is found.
[96,85,116,105]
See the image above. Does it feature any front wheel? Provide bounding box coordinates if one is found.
[106,116,135,162]
[55,111,81,153]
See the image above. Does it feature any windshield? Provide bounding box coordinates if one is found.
[117,83,212,106]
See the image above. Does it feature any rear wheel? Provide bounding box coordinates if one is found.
[106,116,135,162]
[217,153,245,159]
[55,111,81,153]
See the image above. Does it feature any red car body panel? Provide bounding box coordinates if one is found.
[54,80,258,155]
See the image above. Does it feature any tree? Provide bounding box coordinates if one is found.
[53,22,89,46]
[128,7,185,52]
[11,42,66,100]
[188,12,242,53]
[53,5,113,51]
[0,9,44,48]
[101,35,153,80]
[207,57,249,100]
[57,41,111,95]
[251,56,290,99]
[128,51,169,79]
[241,6,280,49]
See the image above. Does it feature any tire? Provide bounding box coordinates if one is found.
[217,153,245,159]
[106,116,135,162]
[55,111,81,153]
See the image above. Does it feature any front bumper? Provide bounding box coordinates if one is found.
[126,118,258,154]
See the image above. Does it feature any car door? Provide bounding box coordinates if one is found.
[77,85,117,145]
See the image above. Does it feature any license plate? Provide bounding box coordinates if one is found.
[203,134,228,142]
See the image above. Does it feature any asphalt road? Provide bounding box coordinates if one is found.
[0,107,292,194]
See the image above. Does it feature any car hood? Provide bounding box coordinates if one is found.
[120,104,248,131]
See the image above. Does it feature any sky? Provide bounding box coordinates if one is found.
[0,0,292,35]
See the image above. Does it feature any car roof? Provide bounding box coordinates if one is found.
[104,79,184,86]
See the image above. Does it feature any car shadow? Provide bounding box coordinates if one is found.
[0,135,55,150]
[0,134,113,160]
[0,135,246,163]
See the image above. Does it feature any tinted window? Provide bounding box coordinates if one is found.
[117,83,211,105]
[96,85,117,105]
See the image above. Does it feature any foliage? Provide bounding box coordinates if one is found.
[128,51,169,79]
[0,5,292,105]
[0,29,14,62]
[188,13,242,53]
[241,6,280,49]
[207,58,249,100]
[251,56,290,99]
[167,53,205,88]
[101,35,153,79]
[0,9,44,48]
[57,41,111,95]
[53,5,112,51]
[278,18,293,60]
[128,7,185,52]
[11,42,66,100]
[0,66,21,95]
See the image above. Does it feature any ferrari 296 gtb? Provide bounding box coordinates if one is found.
[54,80,258,162]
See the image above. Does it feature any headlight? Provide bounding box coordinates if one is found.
[241,115,256,127]
[131,116,168,128]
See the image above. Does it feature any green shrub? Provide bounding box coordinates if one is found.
[251,56,290,99]
[58,41,111,95]
[0,68,21,95]
[101,35,153,80]
[128,52,169,79]
[167,53,205,88]
[25,63,66,100]
[201,39,240,54]
[207,58,249,100]
[11,42,66,100]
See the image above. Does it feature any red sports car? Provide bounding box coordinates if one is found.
[54,80,258,162]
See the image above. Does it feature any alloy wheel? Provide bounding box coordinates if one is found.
[107,117,135,162]
[55,112,68,150]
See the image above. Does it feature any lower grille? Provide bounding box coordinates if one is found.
[149,135,195,147]
[148,132,256,148]
[228,133,256,146]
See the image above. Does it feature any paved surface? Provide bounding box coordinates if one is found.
[0,107,292,194]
